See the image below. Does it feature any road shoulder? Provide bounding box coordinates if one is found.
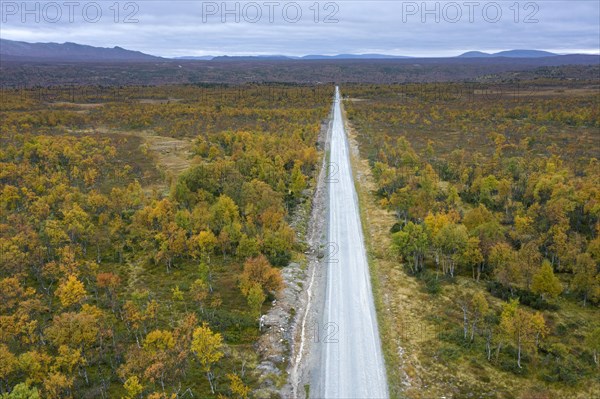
[341,97,413,399]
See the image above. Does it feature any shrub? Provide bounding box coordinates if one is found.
[436,345,461,361]
[486,281,558,311]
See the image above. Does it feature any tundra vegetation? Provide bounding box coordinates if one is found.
[0,84,330,398]
[344,81,600,398]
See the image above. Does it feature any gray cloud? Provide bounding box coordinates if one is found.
[1,0,598,56]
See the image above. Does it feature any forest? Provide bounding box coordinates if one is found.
[1,77,599,399]
[1,59,598,88]
[0,84,331,398]
[343,81,600,398]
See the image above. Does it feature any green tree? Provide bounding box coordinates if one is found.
[191,231,218,290]
[62,203,92,248]
[236,234,260,260]
[45,308,101,383]
[289,162,307,198]
[531,260,562,300]
[518,241,542,290]
[491,243,520,294]
[55,275,87,308]
[460,236,484,280]
[190,279,209,314]
[499,299,547,368]
[1,382,40,399]
[457,291,488,342]
[261,225,294,266]
[246,283,266,325]
[470,292,489,342]
[144,330,175,352]
[572,252,600,306]
[210,195,239,233]
[227,373,250,399]
[191,323,224,394]
[122,376,143,399]
[391,222,429,274]
[0,345,17,393]
[434,223,468,277]
[585,327,600,367]
[43,371,72,399]
[155,222,187,273]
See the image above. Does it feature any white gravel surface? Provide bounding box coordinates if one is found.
[312,87,389,398]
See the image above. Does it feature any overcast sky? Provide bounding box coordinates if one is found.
[1,1,599,57]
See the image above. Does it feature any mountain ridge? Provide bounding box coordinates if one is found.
[0,39,160,61]
[2,40,595,62]
[458,49,559,58]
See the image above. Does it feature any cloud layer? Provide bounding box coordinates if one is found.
[1,1,599,57]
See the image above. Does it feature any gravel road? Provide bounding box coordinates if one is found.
[311,86,389,398]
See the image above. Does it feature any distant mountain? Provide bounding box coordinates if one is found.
[1,40,588,64]
[187,51,565,60]
[201,51,563,61]
[205,53,412,61]
[495,50,558,58]
[458,49,558,58]
[210,55,295,61]
[0,39,160,62]
[174,56,214,60]
[302,54,410,60]
[458,51,491,58]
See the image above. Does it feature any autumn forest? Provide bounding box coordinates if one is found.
[0,85,330,398]
[0,77,599,399]
[344,81,600,398]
